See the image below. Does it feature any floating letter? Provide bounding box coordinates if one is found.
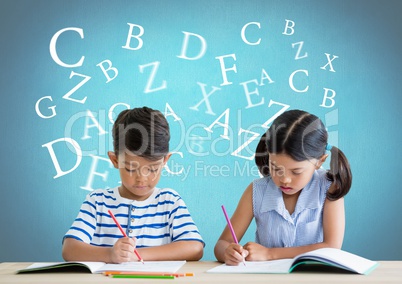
[49,27,84,68]
[35,96,56,119]
[215,54,237,86]
[204,108,230,140]
[292,41,308,60]
[122,23,144,50]
[231,128,260,160]
[189,82,221,115]
[62,71,91,104]
[177,31,207,60]
[96,59,118,83]
[82,110,107,140]
[165,103,181,121]
[320,88,336,108]
[261,100,290,129]
[42,138,82,179]
[241,22,261,45]
[282,19,295,36]
[240,79,264,109]
[320,53,338,72]
[289,69,309,93]
[139,61,167,93]
[80,155,113,191]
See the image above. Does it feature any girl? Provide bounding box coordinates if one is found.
[214,109,352,265]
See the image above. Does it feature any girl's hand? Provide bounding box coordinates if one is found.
[243,242,272,261]
[224,243,249,266]
[110,237,137,263]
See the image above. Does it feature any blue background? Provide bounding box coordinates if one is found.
[1,0,401,261]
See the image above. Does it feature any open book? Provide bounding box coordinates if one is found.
[16,261,186,274]
[208,248,378,275]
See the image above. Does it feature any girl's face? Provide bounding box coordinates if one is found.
[268,153,325,196]
[108,151,171,201]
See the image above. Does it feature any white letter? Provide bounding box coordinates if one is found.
[282,19,295,36]
[139,61,167,93]
[240,79,264,109]
[320,88,336,108]
[122,23,144,50]
[82,110,107,140]
[80,155,113,191]
[189,82,221,115]
[62,71,91,104]
[320,53,338,72]
[177,31,207,60]
[108,103,130,124]
[261,100,290,129]
[231,128,260,160]
[292,41,308,60]
[35,96,56,119]
[241,22,261,45]
[204,108,230,140]
[215,54,237,86]
[42,138,82,179]
[49,27,84,68]
[165,103,181,121]
[96,59,118,83]
[289,69,309,93]
[164,152,184,175]
[260,69,275,85]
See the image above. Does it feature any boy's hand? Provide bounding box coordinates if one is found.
[224,243,249,266]
[110,237,137,263]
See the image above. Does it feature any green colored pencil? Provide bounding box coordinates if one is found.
[110,274,175,279]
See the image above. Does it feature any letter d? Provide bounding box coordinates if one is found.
[42,138,82,179]
[177,31,207,60]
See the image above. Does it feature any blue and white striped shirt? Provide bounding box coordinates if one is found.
[252,169,331,248]
[64,187,204,248]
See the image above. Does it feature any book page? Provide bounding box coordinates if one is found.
[294,248,378,274]
[96,261,186,274]
[207,259,293,274]
[17,262,106,274]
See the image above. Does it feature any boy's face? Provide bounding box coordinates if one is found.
[108,151,171,201]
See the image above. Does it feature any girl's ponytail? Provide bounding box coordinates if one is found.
[326,146,352,200]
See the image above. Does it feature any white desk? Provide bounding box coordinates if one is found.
[1,261,401,283]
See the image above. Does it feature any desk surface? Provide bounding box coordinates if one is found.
[1,261,401,283]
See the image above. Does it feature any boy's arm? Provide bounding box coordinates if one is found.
[244,192,345,260]
[136,240,204,261]
[62,237,137,263]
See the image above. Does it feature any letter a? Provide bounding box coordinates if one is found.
[204,108,230,140]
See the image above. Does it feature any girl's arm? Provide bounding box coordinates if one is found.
[214,183,254,263]
[244,185,345,260]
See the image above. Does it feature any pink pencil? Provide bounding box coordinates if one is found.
[221,205,246,266]
[107,210,144,264]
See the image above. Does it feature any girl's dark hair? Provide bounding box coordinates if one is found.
[112,107,170,161]
[255,109,352,200]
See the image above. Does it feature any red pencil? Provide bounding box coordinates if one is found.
[107,209,144,264]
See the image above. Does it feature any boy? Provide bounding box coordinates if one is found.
[62,107,204,263]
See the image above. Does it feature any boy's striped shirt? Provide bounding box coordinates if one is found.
[64,187,204,248]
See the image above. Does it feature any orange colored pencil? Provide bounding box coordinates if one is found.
[103,271,194,277]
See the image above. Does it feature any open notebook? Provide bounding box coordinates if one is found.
[16,261,186,274]
[208,248,378,275]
